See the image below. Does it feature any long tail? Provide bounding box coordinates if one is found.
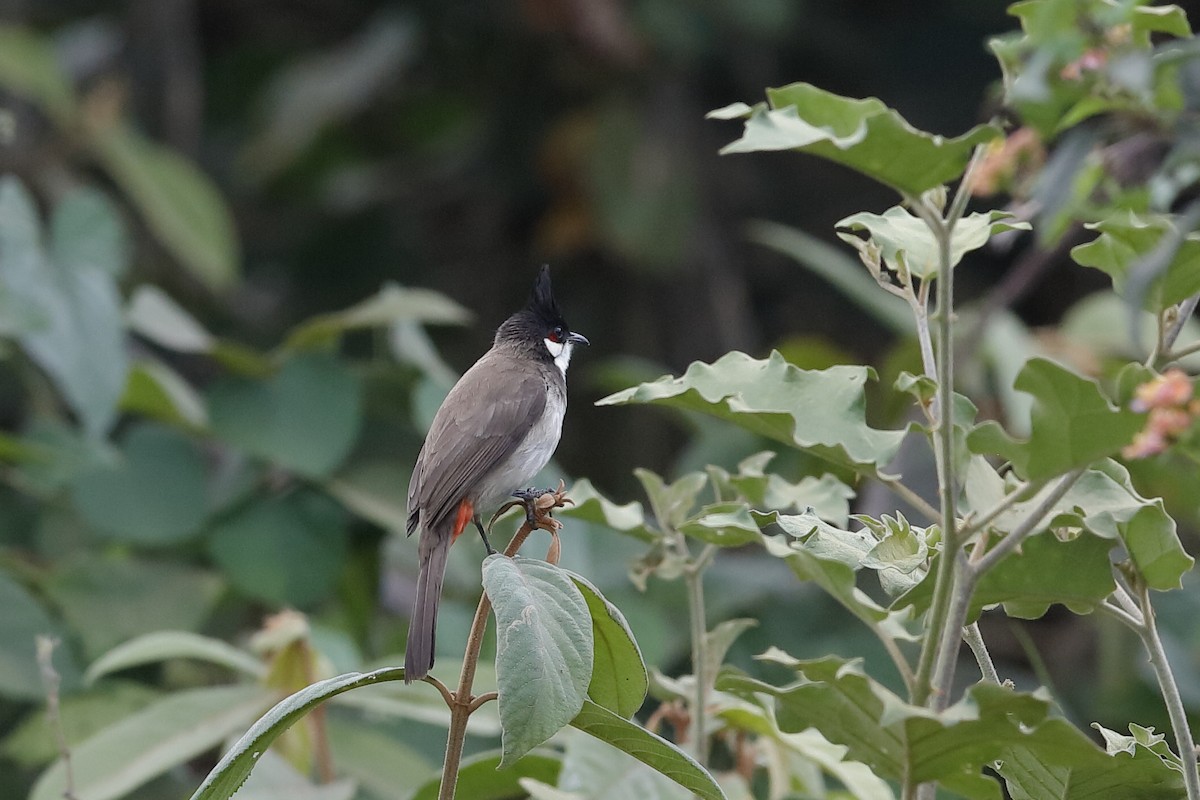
[405,532,450,683]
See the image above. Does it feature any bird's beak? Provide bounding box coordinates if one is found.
[568,332,590,346]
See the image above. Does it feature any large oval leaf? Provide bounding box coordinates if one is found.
[482,555,592,766]
[563,569,647,719]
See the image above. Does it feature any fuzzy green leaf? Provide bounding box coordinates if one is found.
[484,555,593,766]
[564,570,648,719]
[1071,212,1200,312]
[837,206,1030,279]
[599,351,906,472]
[710,82,999,194]
[967,358,1143,481]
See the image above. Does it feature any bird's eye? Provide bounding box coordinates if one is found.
[548,326,564,343]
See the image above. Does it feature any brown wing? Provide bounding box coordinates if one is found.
[406,353,546,533]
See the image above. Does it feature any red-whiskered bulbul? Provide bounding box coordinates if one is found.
[404,266,588,682]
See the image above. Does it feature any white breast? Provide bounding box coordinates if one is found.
[471,388,567,511]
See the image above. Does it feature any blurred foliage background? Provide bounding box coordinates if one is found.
[2,1,1199,798]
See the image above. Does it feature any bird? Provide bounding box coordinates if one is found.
[404,266,588,683]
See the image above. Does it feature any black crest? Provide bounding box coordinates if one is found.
[495,265,569,348]
[527,264,562,324]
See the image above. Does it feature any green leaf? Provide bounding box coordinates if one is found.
[0,571,79,700]
[324,460,412,532]
[189,667,407,800]
[558,479,660,543]
[0,176,128,437]
[286,282,471,349]
[556,728,690,799]
[967,358,1144,481]
[85,631,265,684]
[720,452,855,525]
[70,423,209,545]
[0,26,77,125]
[45,557,223,661]
[599,351,906,473]
[1071,212,1200,312]
[93,124,239,289]
[51,187,130,278]
[703,619,757,681]
[898,531,1116,623]
[710,82,999,195]
[754,511,918,644]
[406,749,562,800]
[1,681,160,769]
[209,353,362,478]
[569,699,726,800]
[483,555,593,766]
[120,359,209,428]
[998,720,1186,800]
[207,491,348,608]
[635,469,708,531]
[837,206,1030,280]
[679,502,761,547]
[564,569,648,719]
[34,685,272,800]
[126,285,216,353]
[323,716,430,797]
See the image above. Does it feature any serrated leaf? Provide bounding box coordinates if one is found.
[559,479,660,543]
[93,125,239,289]
[569,699,726,800]
[722,452,856,525]
[189,668,406,800]
[710,82,999,195]
[406,749,562,800]
[837,207,1029,280]
[85,631,265,685]
[679,502,761,547]
[484,555,592,766]
[564,569,647,719]
[898,531,1116,623]
[967,358,1143,481]
[35,685,272,800]
[1071,212,1200,312]
[599,351,906,472]
[286,282,470,350]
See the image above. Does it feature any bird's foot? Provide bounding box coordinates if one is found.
[512,480,573,532]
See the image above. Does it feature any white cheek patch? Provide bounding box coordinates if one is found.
[544,337,573,376]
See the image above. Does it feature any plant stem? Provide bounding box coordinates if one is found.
[972,468,1086,575]
[963,623,999,684]
[437,520,540,800]
[1135,584,1200,800]
[685,545,713,768]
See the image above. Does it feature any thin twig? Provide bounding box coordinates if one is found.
[972,468,1087,575]
[963,623,1000,684]
[37,636,76,800]
[467,691,498,712]
[958,479,1038,542]
[1097,599,1143,629]
[1135,583,1200,800]
[423,674,454,707]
